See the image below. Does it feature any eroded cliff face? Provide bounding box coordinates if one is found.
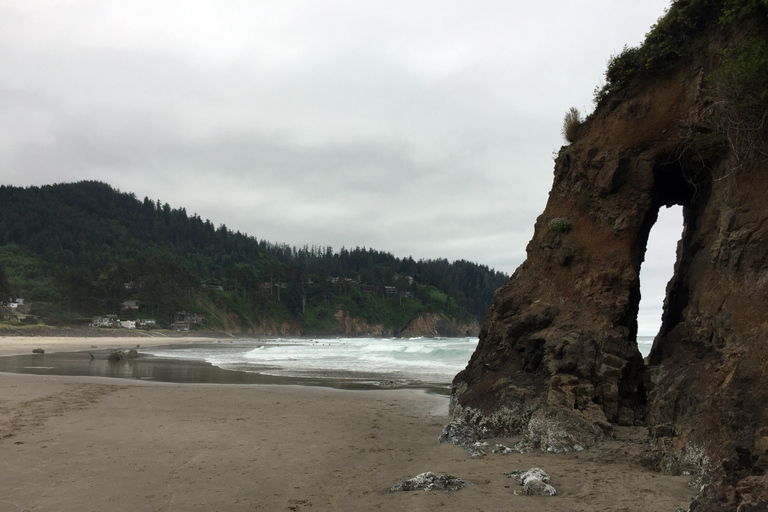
[321,310,478,337]
[450,47,768,510]
[400,312,479,337]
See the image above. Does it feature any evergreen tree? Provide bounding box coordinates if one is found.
[0,181,508,329]
[0,261,11,301]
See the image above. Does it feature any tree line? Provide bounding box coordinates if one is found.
[0,181,508,332]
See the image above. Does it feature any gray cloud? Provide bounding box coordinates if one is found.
[0,0,679,333]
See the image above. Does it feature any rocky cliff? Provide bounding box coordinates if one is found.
[295,310,477,338]
[449,3,768,510]
[399,312,479,337]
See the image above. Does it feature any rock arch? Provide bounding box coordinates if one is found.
[449,64,768,509]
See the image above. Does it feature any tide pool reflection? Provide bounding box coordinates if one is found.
[0,350,449,393]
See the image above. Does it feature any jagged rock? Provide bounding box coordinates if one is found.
[737,502,768,512]
[399,312,480,337]
[332,310,386,337]
[651,424,675,439]
[523,405,607,453]
[388,472,471,492]
[505,467,551,485]
[465,442,489,457]
[438,418,482,446]
[446,5,768,510]
[524,479,557,496]
[504,468,556,496]
[492,443,514,454]
[438,418,490,456]
[107,350,126,362]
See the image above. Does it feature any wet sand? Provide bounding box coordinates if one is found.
[0,337,695,511]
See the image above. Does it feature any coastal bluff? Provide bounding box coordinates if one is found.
[449,10,768,512]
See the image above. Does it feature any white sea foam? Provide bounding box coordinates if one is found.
[143,337,478,385]
[637,336,654,358]
[142,335,656,385]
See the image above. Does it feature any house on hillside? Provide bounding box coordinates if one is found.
[120,320,136,329]
[137,318,156,328]
[6,298,25,308]
[92,315,120,328]
[171,321,189,331]
[173,311,204,325]
[121,300,139,310]
[0,304,20,322]
[2,303,36,323]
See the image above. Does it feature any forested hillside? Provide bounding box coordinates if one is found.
[0,181,507,334]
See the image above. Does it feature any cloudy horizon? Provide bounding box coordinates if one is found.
[1,0,679,334]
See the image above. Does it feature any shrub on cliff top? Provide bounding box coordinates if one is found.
[594,0,768,106]
[562,107,582,143]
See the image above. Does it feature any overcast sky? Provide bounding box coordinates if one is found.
[0,0,681,335]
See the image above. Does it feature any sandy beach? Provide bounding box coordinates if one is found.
[0,337,695,511]
[0,334,237,358]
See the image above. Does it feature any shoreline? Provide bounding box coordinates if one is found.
[0,325,479,342]
[0,336,460,393]
[0,334,227,357]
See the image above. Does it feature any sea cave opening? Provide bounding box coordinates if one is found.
[636,204,684,358]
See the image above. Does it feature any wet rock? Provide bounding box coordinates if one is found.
[388,472,471,493]
[504,467,556,496]
[516,405,607,453]
[438,418,490,456]
[438,418,486,445]
[731,473,768,512]
[465,441,489,457]
[651,424,675,438]
[524,478,557,496]
[107,350,126,362]
[492,443,514,454]
[754,428,768,453]
[505,467,551,485]
[737,502,768,512]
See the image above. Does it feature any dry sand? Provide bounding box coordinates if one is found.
[0,335,227,358]
[0,337,695,512]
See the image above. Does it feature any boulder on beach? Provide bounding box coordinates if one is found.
[504,467,557,496]
[388,471,471,493]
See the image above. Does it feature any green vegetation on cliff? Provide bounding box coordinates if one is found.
[0,181,507,334]
[595,0,768,106]
[588,0,768,165]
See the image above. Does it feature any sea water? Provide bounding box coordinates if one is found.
[637,335,654,358]
[141,336,479,386]
[141,335,655,386]
[0,336,656,388]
